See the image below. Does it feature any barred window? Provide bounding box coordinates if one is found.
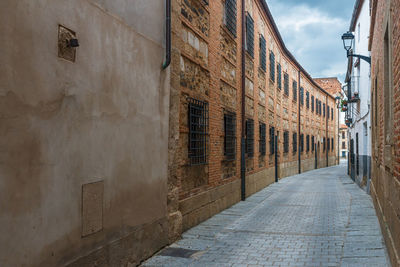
[269,51,275,82]
[306,92,310,108]
[323,103,326,117]
[319,101,322,116]
[306,135,310,152]
[277,64,282,90]
[283,131,289,153]
[315,98,318,114]
[269,126,275,155]
[293,132,297,153]
[246,119,254,157]
[331,107,334,120]
[323,137,326,151]
[327,105,330,119]
[293,81,297,101]
[245,14,254,58]
[224,112,236,161]
[188,98,208,165]
[311,95,314,112]
[331,138,334,150]
[312,136,315,152]
[284,73,289,96]
[300,134,304,152]
[259,122,266,156]
[300,87,304,105]
[327,137,330,151]
[224,0,237,37]
[259,35,266,71]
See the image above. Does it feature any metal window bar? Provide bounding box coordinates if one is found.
[300,134,304,152]
[306,92,310,108]
[311,95,314,112]
[269,126,275,155]
[283,131,289,153]
[225,0,237,37]
[312,136,315,152]
[188,98,208,165]
[293,132,297,153]
[277,64,282,89]
[270,51,275,82]
[284,73,289,96]
[246,119,254,157]
[300,87,304,105]
[245,14,254,58]
[259,123,266,156]
[306,135,310,152]
[293,81,297,101]
[259,35,266,71]
[224,112,236,161]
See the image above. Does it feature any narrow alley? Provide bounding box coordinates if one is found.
[142,163,390,267]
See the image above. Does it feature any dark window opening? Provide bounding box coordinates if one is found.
[300,87,304,105]
[277,64,282,90]
[269,51,275,82]
[306,91,310,108]
[259,122,266,156]
[293,81,297,101]
[312,136,315,152]
[293,132,297,153]
[224,0,237,37]
[300,134,304,152]
[188,98,208,165]
[245,14,254,58]
[311,95,314,112]
[269,126,275,155]
[259,35,266,71]
[224,112,236,161]
[284,73,289,96]
[246,119,254,157]
[283,131,289,153]
[306,135,310,152]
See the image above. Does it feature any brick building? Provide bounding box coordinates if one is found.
[339,124,349,159]
[369,0,400,265]
[167,0,338,240]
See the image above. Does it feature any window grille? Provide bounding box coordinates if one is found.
[270,51,275,82]
[327,105,330,119]
[284,73,289,96]
[312,136,315,152]
[306,92,310,108]
[300,87,304,105]
[319,101,322,116]
[259,122,266,156]
[300,134,304,152]
[293,81,297,101]
[283,131,289,153]
[245,14,254,58]
[245,119,254,157]
[224,0,237,37]
[323,137,326,151]
[331,108,334,120]
[315,98,318,114]
[188,98,208,165]
[277,64,282,90]
[293,132,297,153]
[323,103,326,117]
[259,35,266,71]
[224,112,236,161]
[306,135,310,152]
[269,126,275,155]
[311,95,314,112]
[331,138,334,150]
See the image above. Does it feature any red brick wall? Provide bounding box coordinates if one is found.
[168,0,338,236]
[370,0,400,265]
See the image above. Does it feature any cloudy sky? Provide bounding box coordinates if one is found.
[266,0,355,82]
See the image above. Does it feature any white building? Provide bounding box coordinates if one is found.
[343,0,372,193]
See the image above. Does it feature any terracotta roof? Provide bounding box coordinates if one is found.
[340,124,348,129]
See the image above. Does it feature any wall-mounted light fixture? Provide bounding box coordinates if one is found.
[341,31,371,64]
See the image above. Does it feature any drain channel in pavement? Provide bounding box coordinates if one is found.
[158,247,201,258]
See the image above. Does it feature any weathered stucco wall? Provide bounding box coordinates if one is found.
[0,0,170,266]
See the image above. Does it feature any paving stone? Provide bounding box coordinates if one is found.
[141,163,391,267]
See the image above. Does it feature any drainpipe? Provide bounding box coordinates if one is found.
[240,0,246,201]
[298,71,301,174]
[162,0,171,69]
[326,95,329,167]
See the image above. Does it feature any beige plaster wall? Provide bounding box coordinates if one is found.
[0,0,169,266]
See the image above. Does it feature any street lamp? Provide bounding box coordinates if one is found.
[341,31,371,64]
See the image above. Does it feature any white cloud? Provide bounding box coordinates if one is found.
[267,1,349,83]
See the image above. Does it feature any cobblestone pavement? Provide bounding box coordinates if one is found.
[142,163,390,267]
